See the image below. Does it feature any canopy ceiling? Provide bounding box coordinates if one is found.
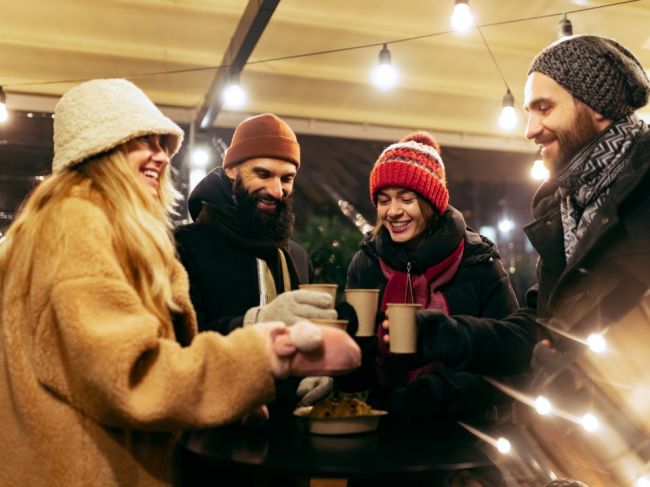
[2,0,649,150]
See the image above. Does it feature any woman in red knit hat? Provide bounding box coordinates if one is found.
[342,131,536,438]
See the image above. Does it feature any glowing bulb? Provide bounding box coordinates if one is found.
[189,168,207,193]
[190,147,210,168]
[531,159,550,181]
[499,106,518,130]
[635,477,650,487]
[0,86,7,123]
[498,218,514,234]
[587,333,606,353]
[581,412,599,432]
[372,44,398,90]
[496,437,511,454]
[451,0,474,32]
[222,82,246,109]
[535,396,552,415]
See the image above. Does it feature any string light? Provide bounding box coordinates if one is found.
[498,217,515,234]
[371,44,398,90]
[581,412,599,432]
[451,0,475,32]
[531,157,550,181]
[557,14,574,38]
[498,89,518,130]
[222,75,246,110]
[458,421,512,455]
[586,333,607,354]
[496,437,512,454]
[636,476,650,487]
[0,86,8,123]
[535,396,553,415]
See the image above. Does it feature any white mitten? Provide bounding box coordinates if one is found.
[244,290,337,325]
[296,376,334,406]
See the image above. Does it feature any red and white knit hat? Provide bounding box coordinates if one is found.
[369,131,448,215]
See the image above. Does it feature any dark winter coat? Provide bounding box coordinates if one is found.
[175,168,313,335]
[345,206,522,423]
[524,129,650,338]
[174,168,313,418]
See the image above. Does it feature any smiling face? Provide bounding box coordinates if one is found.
[124,134,170,197]
[225,157,296,212]
[376,187,428,246]
[524,72,611,173]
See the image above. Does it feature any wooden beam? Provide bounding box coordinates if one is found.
[195,0,280,130]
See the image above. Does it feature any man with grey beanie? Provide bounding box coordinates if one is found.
[403,35,650,485]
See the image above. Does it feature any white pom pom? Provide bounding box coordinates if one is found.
[290,321,323,352]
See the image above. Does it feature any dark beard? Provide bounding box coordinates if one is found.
[232,177,295,245]
[541,103,602,172]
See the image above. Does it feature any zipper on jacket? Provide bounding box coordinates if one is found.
[405,261,415,303]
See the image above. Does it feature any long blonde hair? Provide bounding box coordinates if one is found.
[0,145,182,323]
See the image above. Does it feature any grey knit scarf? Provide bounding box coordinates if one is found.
[557,114,645,262]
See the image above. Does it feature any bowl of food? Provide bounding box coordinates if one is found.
[294,396,387,435]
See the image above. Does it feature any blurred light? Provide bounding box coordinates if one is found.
[189,168,207,193]
[635,477,650,487]
[531,159,550,181]
[496,437,511,454]
[190,147,211,168]
[479,225,497,243]
[27,112,34,118]
[587,333,607,353]
[581,412,599,432]
[499,89,518,130]
[371,44,398,90]
[0,86,8,123]
[451,0,474,32]
[222,81,246,109]
[535,396,553,415]
[498,218,514,234]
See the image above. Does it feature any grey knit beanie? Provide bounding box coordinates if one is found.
[53,79,184,173]
[528,35,650,120]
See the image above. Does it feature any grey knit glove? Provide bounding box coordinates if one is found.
[244,290,337,325]
[296,376,334,406]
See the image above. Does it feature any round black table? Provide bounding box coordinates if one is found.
[176,417,502,486]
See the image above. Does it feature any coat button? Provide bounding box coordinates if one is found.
[602,217,609,225]
[546,220,552,226]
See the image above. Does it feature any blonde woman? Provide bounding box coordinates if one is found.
[0,79,359,487]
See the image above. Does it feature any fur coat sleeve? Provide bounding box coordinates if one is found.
[32,196,276,430]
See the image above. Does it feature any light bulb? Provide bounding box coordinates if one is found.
[190,147,210,168]
[0,86,8,123]
[499,89,518,130]
[531,159,550,181]
[636,477,650,487]
[535,396,552,415]
[557,15,573,39]
[496,437,511,454]
[451,0,474,32]
[372,44,398,90]
[222,82,246,109]
[498,218,514,234]
[587,333,606,353]
[581,412,599,432]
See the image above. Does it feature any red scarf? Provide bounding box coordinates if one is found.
[376,240,464,385]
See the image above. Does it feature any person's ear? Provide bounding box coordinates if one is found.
[224,166,238,180]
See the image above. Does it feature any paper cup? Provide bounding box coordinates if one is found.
[344,289,380,337]
[299,283,338,303]
[386,303,422,354]
[310,318,349,331]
